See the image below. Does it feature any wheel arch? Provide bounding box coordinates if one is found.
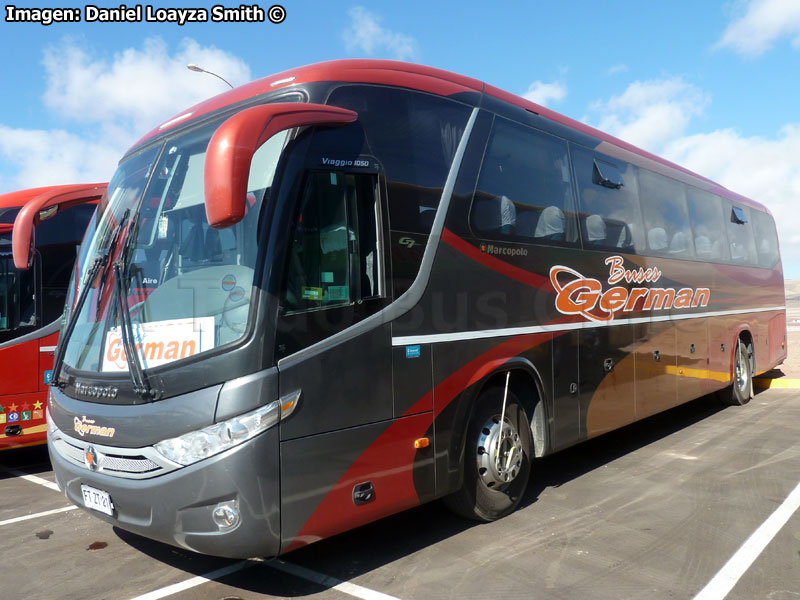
[730,325,755,379]
[447,357,550,469]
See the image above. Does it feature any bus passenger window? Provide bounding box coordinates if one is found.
[572,147,644,253]
[686,188,730,263]
[470,117,578,246]
[638,169,695,259]
[722,200,758,266]
[283,171,382,314]
[751,210,780,268]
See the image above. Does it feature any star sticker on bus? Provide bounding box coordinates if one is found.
[33,401,43,410]
[0,404,5,413]
[8,403,17,413]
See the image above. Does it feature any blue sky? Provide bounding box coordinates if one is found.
[1,0,799,276]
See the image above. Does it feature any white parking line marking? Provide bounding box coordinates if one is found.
[127,556,403,600]
[270,560,403,600]
[693,479,800,600]
[128,560,256,600]
[0,505,78,527]
[0,468,61,492]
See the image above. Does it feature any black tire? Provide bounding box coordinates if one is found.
[444,386,533,522]
[726,338,754,406]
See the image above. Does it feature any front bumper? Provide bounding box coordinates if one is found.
[49,426,281,559]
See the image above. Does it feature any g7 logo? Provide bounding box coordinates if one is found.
[398,237,417,249]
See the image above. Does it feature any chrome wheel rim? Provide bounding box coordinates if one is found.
[735,342,749,394]
[476,415,522,488]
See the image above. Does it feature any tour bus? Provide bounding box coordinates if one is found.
[0,184,103,450]
[41,60,786,558]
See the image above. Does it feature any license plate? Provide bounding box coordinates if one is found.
[80,484,114,516]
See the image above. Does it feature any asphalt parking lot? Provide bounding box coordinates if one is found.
[1,386,798,600]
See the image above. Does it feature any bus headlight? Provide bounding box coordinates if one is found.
[153,401,279,466]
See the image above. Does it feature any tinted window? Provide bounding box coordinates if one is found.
[37,203,95,324]
[638,170,695,259]
[0,254,36,336]
[470,117,578,246]
[0,207,20,225]
[327,85,471,235]
[572,146,644,253]
[686,188,730,262]
[283,170,382,314]
[751,209,780,268]
[723,200,758,266]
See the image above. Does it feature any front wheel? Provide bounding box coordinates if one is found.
[444,387,533,521]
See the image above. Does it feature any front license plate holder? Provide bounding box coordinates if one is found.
[80,484,114,516]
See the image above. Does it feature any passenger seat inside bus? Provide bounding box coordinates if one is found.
[695,235,712,258]
[647,227,668,252]
[534,206,565,241]
[669,230,689,255]
[585,214,606,245]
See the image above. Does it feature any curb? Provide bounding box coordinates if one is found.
[754,378,800,389]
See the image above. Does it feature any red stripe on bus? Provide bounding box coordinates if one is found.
[285,331,556,552]
[441,228,552,291]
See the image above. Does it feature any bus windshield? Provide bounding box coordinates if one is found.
[62,118,288,374]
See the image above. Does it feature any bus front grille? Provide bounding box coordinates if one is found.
[51,431,181,480]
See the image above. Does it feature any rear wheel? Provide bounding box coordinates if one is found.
[444,386,533,521]
[727,338,754,406]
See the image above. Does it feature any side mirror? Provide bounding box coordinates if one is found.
[204,102,358,229]
[12,184,106,270]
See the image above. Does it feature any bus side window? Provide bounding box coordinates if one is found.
[751,210,780,268]
[283,171,382,314]
[470,116,579,246]
[686,187,730,263]
[638,169,695,259]
[722,199,758,266]
[572,147,645,253]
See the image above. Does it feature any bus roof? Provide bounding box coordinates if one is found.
[132,59,766,214]
[0,186,75,211]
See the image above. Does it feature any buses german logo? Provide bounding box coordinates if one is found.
[550,255,710,322]
[74,416,116,439]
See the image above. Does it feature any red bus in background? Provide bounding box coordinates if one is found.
[0,184,104,450]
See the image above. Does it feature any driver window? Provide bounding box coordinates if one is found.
[284,170,382,314]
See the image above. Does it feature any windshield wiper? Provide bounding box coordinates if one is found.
[96,209,130,312]
[114,209,160,400]
[50,210,129,390]
[49,254,107,388]
[112,261,157,400]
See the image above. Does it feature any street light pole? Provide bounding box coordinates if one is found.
[186,64,234,89]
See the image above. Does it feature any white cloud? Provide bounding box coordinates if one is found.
[0,37,251,190]
[664,126,800,274]
[42,37,251,133]
[588,78,710,154]
[521,80,567,107]
[588,78,800,277]
[716,0,800,56]
[343,7,419,61]
[607,64,629,75]
[0,125,119,188]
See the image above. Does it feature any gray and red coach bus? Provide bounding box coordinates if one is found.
[41,60,786,558]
